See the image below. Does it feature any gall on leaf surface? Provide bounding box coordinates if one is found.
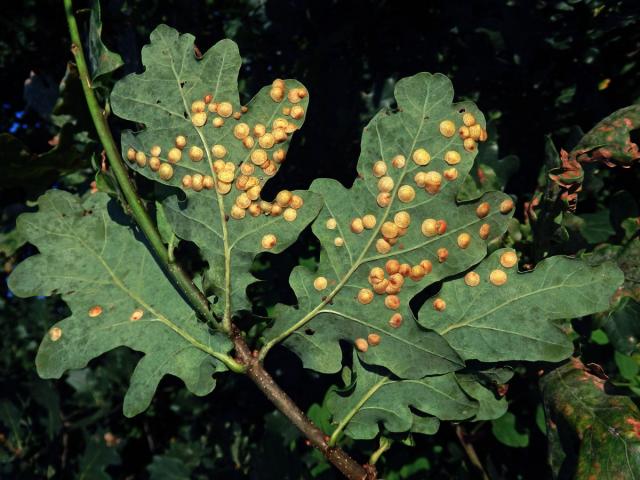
[425,248,623,362]
[8,191,232,417]
[266,72,514,378]
[110,25,322,318]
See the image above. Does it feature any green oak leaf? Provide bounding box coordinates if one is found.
[87,0,123,85]
[541,360,640,479]
[491,411,529,448]
[111,25,322,318]
[266,73,515,378]
[77,434,120,480]
[603,297,640,355]
[8,190,232,417]
[424,248,622,362]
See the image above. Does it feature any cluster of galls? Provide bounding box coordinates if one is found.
[464,250,518,288]
[377,211,411,254]
[453,112,488,152]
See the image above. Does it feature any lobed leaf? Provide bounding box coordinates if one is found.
[111,25,322,318]
[425,248,622,362]
[8,190,232,416]
[266,73,514,378]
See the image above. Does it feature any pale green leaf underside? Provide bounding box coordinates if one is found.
[327,354,506,439]
[8,191,231,417]
[424,248,623,362]
[267,73,515,378]
[111,25,321,317]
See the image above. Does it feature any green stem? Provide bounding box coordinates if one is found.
[328,376,389,447]
[63,0,244,375]
[368,437,392,466]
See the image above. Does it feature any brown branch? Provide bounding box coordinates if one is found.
[455,424,490,480]
[232,328,375,480]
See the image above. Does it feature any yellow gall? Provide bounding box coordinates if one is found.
[412,148,431,166]
[283,208,297,222]
[311,276,328,292]
[230,205,246,219]
[479,223,491,239]
[376,238,391,254]
[203,175,214,190]
[240,163,255,175]
[377,192,391,208]
[397,185,416,203]
[273,148,286,163]
[437,247,449,263]
[273,118,288,130]
[251,149,268,166]
[273,128,288,143]
[469,124,482,140]
[381,221,399,239]
[369,266,385,282]
[149,157,161,171]
[355,338,369,352]
[409,265,426,281]
[326,217,337,229]
[420,259,433,274]
[443,168,458,181]
[358,288,374,305]
[462,112,476,127]
[191,112,207,127]
[234,123,250,140]
[212,117,224,128]
[399,263,411,277]
[500,198,515,214]
[373,279,389,295]
[130,308,144,321]
[211,144,226,159]
[439,120,456,137]
[464,271,480,287]
[479,128,488,142]
[135,151,147,167]
[290,105,305,119]
[287,88,306,103]
[217,181,232,194]
[192,174,204,192]
[444,150,461,165]
[236,193,251,209]
[457,233,471,249]
[253,123,267,137]
[186,146,202,162]
[272,78,285,89]
[263,162,278,176]
[436,219,447,235]
[414,172,427,188]
[262,234,277,250]
[500,251,518,268]
[490,269,508,286]
[334,237,344,247]
[270,86,285,102]
[191,100,206,113]
[463,137,477,152]
[167,147,182,164]
[372,160,387,177]
[218,170,235,183]
[182,175,193,189]
[126,147,136,161]
[204,94,213,104]
[476,202,490,218]
[248,203,262,217]
[88,305,103,317]
[421,218,437,237]
[276,190,292,207]
[175,135,187,149]
[377,176,394,193]
[424,171,442,194]
[259,133,275,149]
[433,298,446,311]
[242,137,254,150]
[282,106,291,115]
[394,211,411,228]
[208,102,218,113]
[241,105,249,113]
[459,125,470,138]
[367,333,381,346]
[217,102,233,118]
[247,185,261,201]
[384,259,399,275]
[49,327,62,342]
[385,295,400,310]
[150,145,161,157]
[362,214,377,229]
[290,195,304,209]
[270,204,283,216]
[351,217,364,234]
[392,154,406,168]
[158,163,174,180]
[260,201,273,214]
[388,273,404,289]
[389,313,403,328]
[212,160,225,173]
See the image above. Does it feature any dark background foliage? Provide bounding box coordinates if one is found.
[1,0,639,478]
